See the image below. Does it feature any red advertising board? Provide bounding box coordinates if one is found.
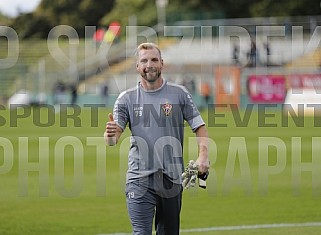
[248,75,286,103]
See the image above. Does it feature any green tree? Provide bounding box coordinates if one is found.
[8,0,321,38]
[100,0,156,28]
[0,13,11,25]
[11,0,115,38]
[249,0,321,17]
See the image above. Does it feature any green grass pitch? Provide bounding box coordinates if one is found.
[0,106,321,235]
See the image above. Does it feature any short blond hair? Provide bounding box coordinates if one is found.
[136,42,162,58]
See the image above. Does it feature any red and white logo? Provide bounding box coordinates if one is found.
[162,102,173,116]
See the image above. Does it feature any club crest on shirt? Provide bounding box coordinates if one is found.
[162,102,173,116]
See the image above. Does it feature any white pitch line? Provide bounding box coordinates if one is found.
[98,222,321,235]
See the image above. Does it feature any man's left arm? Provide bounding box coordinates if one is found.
[195,124,210,173]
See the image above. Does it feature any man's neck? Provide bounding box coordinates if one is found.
[140,77,163,91]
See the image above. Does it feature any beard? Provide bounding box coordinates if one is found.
[141,67,161,83]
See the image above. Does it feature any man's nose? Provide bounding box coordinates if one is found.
[146,60,153,67]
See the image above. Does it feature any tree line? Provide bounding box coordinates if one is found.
[6,0,321,39]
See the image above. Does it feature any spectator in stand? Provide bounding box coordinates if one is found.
[232,43,240,65]
[247,39,259,67]
[70,83,78,106]
[101,83,109,106]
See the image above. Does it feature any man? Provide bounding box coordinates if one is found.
[104,42,210,235]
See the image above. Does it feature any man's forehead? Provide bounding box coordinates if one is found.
[138,48,161,59]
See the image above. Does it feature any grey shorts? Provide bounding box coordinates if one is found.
[125,172,183,235]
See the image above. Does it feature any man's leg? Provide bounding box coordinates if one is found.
[155,192,182,235]
[154,173,182,235]
[126,181,156,235]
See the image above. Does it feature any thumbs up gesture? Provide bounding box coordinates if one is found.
[108,113,114,122]
[104,113,117,146]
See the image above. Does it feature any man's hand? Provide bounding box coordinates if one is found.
[196,157,210,174]
[182,160,210,190]
[104,113,117,146]
[196,157,210,189]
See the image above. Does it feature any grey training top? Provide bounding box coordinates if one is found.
[113,79,205,184]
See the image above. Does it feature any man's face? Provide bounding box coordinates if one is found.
[136,48,163,83]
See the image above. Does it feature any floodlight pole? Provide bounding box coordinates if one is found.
[156,0,168,33]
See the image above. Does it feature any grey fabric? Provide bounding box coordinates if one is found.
[126,173,182,235]
[113,80,205,184]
